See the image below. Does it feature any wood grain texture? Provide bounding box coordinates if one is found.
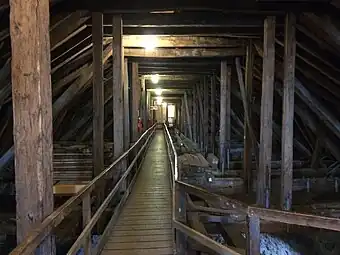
[101,131,173,255]
[10,0,54,253]
[257,16,276,207]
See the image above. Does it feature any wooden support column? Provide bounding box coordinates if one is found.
[257,16,276,208]
[220,62,231,174]
[10,0,55,252]
[184,92,193,140]
[92,13,104,178]
[141,77,147,130]
[146,91,151,127]
[203,76,209,153]
[123,58,130,150]
[281,13,296,211]
[176,102,181,128]
[220,61,227,174]
[181,98,186,134]
[192,86,198,143]
[226,68,231,171]
[131,62,139,142]
[211,75,216,154]
[112,16,124,161]
[197,82,204,151]
[244,41,254,193]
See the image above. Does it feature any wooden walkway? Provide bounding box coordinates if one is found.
[101,130,174,255]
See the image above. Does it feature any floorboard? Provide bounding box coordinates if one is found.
[101,130,174,255]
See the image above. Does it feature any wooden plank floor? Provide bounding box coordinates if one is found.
[102,130,174,255]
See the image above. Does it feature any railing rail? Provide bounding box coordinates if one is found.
[163,123,241,255]
[10,124,157,255]
[163,123,340,255]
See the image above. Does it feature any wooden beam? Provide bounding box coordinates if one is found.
[123,58,130,150]
[192,86,198,143]
[10,0,55,253]
[184,92,193,140]
[124,47,244,58]
[203,77,209,153]
[281,13,296,211]
[219,61,229,174]
[210,75,216,154]
[110,13,270,28]
[131,62,140,142]
[246,214,260,255]
[140,77,147,131]
[254,43,340,162]
[244,41,254,193]
[121,35,244,47]
[61,0,329,13]
[197,82,205,150]
[226,67,231,171]
[144,74,198,81]
[50,11,89,51]
[112,16,124,162]
[257,16,275,208]
[92,12,104,178]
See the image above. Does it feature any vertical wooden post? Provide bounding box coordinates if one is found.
[82,193,92,255]
[112,15,124,170]
[192,86,198,143]
[281,13,296,211]
[123,58,130,150]
[220,61,227,174]
[220,62,231,174]
[226,66,231,171]
[92,13,105,230]
[211,75,216,154]
[10,0,55,252]
[197,82,204,151]
[165,103,168,124]
[246,213,260,255]
[257,16,276,207]
[175,185,187,254]
[146,91,151,127]
[131,62,139,142]
[203,76,209,153]
[92,13,104,178]
[181,98,186,134]
[141,77,147,131]
[244,41,254,193]
[184,92,193,140]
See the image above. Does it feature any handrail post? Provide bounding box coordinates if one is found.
[82,193,92,255]
[175,184,187,254]
[246,213,260,255]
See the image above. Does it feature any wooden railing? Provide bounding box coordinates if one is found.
[10,124,157,255]
[163,123,340,255]
[164,123,241,255]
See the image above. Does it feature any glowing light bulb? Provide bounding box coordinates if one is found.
[151,74,159,84]
[156,96,162,105]
[141,35,158,50]
[155,88,162,96]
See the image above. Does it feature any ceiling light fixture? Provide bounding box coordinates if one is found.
[156,96,163,105]
[141,35,158,50]
[151,74,159,84]
[155,88,162,96]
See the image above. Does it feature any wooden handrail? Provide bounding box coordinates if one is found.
[176,180,248,213]
[163,125,340,255]
[10,124,156,255]
[173,219,241,255]
[249,206,340,232]
[67,128,155,254]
